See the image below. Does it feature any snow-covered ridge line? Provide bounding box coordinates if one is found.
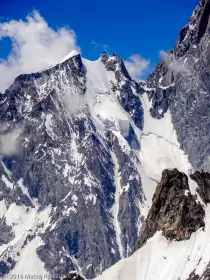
[58,50,80,64]
[41,49,80,72]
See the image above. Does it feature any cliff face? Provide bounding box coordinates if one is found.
[134,169,205,251]
[0,52,146,279]
[145,0,210,171]
[190,171,210,204]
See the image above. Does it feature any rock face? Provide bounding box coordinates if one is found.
[144,0,210,171]
[190,171,210,204]
[134,169,205,251]
[63,272,84,280]
[0,219,14,246]
[110,131,145,255]
[0,51,146,279]
[187,263,210,280]
[101,52,144,130]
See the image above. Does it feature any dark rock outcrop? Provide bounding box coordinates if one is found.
[63,272,84,280]
[0,262,10,278]
[196,262,210,279]
[190,171,210,204]
[0,219,14,245]
[134,169,205,251]
[0,259,16,278]
[187,261,210,279]
[187,272,200,280]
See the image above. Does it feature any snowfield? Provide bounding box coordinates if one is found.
[95,205,210,280]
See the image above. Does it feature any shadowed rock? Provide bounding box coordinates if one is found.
[190,171,210,204]
[63,272,84,280]
[0,219,15,245]
[134,169,205,251]
[187,261,210,279]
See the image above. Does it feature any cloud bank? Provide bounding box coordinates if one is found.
[125,54,150,80]
[0,11,80,92]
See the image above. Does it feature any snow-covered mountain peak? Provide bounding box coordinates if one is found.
[39,49,81,73]
[59,50,80,63]
[1,1,210,279]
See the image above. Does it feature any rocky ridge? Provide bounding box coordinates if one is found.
[134,169,205,251]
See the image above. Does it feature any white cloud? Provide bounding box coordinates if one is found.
[59,89,86,116]
[124,54,150,80]
[0,11,80,92]
[0,127,23,155]
[64,94,86,115]
[160,50,191,75]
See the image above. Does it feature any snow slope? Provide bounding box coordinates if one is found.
[95,205,210,280]
[82,57,130,137]
[0,200,51,279]
[138,94,193,205]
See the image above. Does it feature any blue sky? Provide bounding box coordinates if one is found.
[1,0,199,62]
[0,0,199,91]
